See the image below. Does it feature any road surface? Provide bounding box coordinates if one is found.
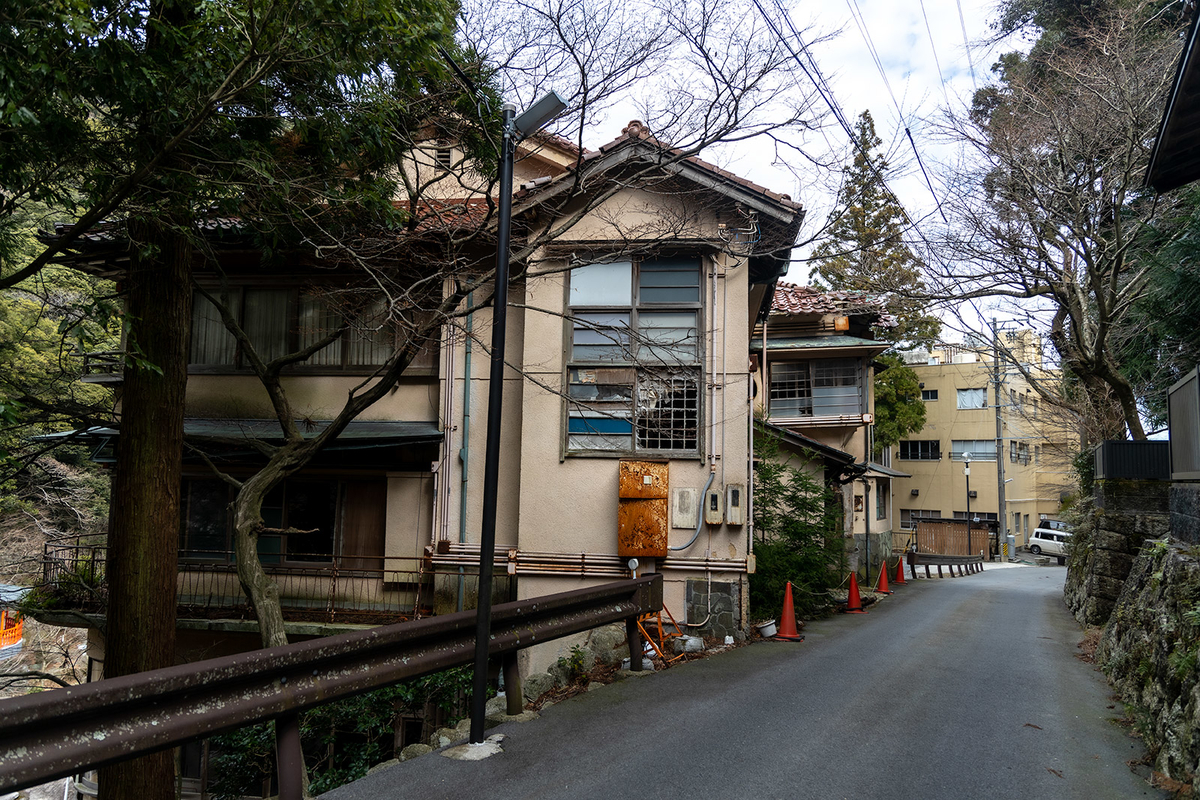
[324,564,1164,800]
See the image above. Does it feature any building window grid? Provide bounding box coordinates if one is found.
[921,389,938,401]
[950,440,997,461]
[567,259,703,455]
[899,440,941,460]
[899,508,941,530]
[956,387,987,409]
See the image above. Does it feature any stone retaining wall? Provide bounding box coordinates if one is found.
[1064,479,1170,626]
[1096,539,1200,786]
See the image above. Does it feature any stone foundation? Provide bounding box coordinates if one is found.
[1064,479,1169,626]
[1097,539,1200,785]
[1170,483,1200,546]
[684,579,741,640]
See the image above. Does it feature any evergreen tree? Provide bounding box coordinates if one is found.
[810,110,941,350]
[871,353,926,458]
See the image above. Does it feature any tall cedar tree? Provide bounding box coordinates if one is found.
[809,110,940,350]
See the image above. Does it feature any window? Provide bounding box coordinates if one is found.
[899,440,941,460]
[876,480,888,520]
[180,478,384,566]
[951,440,996,460]
[921,389,938,401]
[956,388,987,409]
[1034,445,1041,464]
[434,146,454,169]
[190,287,436,372]
[769,359,864,418]
[954,511,998,521]
[567,259,701,454]
[899,508,941,530]
[1010,441,1018,463]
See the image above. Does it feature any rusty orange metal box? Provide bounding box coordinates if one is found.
[618,460,669,557]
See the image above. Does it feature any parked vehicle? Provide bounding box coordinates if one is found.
[1029,520,1071,565]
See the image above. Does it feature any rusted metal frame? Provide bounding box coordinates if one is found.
[0,575,662,794]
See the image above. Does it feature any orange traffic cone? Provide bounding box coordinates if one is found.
[772,581,804,641]
[844,572,868,614]
[875,562,892,595]
[894,557,907,586]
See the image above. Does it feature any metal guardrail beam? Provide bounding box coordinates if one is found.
[0,574,662,794]
[906,551,985,579]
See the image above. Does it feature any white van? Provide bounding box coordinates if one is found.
[1029,519,1071,565]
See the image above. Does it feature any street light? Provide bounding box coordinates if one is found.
[963,453,972,556]
[470,91,568,746]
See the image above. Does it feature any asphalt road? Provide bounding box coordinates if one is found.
[323,565,1166,800]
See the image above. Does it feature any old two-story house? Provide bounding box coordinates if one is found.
[36,121,804,691]
[751,284,904,581]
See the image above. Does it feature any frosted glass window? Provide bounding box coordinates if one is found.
[569,262,631,306]
[957,388,987,409]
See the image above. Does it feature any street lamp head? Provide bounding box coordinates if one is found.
[513,91,568,139]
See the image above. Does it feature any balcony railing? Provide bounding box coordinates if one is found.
[41,543,435,625]
[73,350,124,383]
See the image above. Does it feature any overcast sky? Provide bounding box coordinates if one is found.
[587,0,1019,285]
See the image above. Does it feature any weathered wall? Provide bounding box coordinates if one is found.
[1064,479,1169,626]
[1171,483,1200,546]
[1096,539,1200,786]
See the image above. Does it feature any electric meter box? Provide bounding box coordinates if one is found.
[725,483,745,526]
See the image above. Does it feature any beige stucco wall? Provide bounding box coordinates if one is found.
[386,472,434,565]
[890,356,1073,548]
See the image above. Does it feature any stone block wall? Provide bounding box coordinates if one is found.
[1097,540,1200,786]
[1170,483,1200,546]
[1064,479,1170,626]
[685,579,741,640]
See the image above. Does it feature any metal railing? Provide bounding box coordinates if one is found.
[906,551,985,579]
[42,544,435,623]
[0,574,662,796]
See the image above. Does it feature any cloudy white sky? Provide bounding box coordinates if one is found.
[583,0,1020,285]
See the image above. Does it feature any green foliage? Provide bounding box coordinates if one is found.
[210,666,476,798]
[809,110,941,350]
[1072,448,1095,499]
[554,645,590,683]
[750,431,844,621]
[872,352,926,457]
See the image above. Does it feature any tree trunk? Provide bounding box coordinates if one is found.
[99,217,191,800]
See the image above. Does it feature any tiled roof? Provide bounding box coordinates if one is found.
[770,282,891,317]
[514,120,803,215]
[593,120,803,211]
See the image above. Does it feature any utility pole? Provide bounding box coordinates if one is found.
[993,319,1008,561]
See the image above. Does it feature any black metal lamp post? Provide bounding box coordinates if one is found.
[470,91,567,745]
[963,453,972,556]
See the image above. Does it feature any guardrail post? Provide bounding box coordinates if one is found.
[502,653,523,715]
[625,616,643,672]
[275,712,304,800]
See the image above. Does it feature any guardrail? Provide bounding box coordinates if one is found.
[906,551,985,579]
[0,574,662,796]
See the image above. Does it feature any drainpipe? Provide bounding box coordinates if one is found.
[457,294,474,612]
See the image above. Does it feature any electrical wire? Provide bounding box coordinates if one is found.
[955,0,979,91]
[752,0,942,249]
[918,0,952,108]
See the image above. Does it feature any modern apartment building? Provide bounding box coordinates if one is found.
[891,331,1074,551]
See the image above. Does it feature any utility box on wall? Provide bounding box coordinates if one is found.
[617,460,669,558]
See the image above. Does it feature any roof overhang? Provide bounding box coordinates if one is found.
[38,419,442,463]
[750,335,890,359]
[1146,7,1200,192]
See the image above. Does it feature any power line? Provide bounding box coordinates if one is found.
[918,0,953,107]
[841,0,948,224]
[752,0,943,249]
[955,0,979,91]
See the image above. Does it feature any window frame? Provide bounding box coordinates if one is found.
[189,282,438,376]
[950,439,997,461]
[179,476,379,567]
[956,387,988,410]
[921,388,938,401]
[898,440,941,460]
[565,258,705,458]
[768,358,866,420]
